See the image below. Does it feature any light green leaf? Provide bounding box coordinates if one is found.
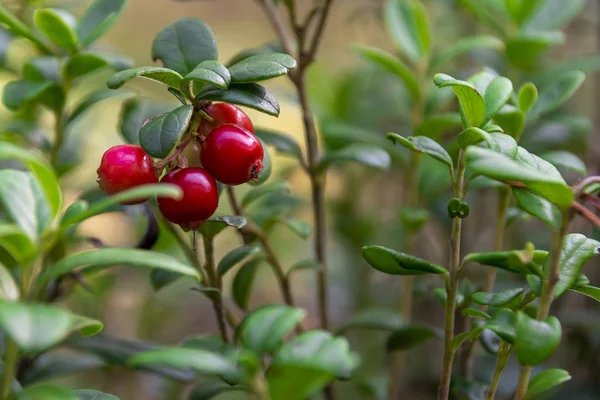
[107,67,183,90]
[434,73,485,127]
[482,77,513,126]
[541,151,586,175]
[129,347,236,376]
[229,53,296,83]
[430,35,504,70]
[462,308,491,320]
[0,224,36,265]
[513,188,560,229]
[415,113,462,138]
[571,285,600,303]
[196,83,280,117]
[505,31,565,70]
[17,384,78,400]
[181,60,231,97]
[387,133,452,169]
[384,0,430,62]
[0,4,50,52]
[217,245,261,277]
[77,0,127,48]
[336,308,405,334]
[494,104,525,138]
[33,9,78,53]
[515,312,561,366]
[518,82,538,114]
[528,71,585,120]
[464,248,548,276]
[552,234,600,298]
[525,369,571,400]
[433,288,465,308]
[287,259,320,276]
[0,262,18,301]
[362,245,447,275]
[458,127,492,148]
[139,105,193,158]
[505,0,542,24]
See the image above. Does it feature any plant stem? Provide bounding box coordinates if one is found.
[486,342,510,400]
[202,235,230,343]
[514,211,569,400]
[50,111,66,169]
[438,150,467,400]
[0,339,18,400]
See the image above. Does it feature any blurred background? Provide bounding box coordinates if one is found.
[2,0,600,399]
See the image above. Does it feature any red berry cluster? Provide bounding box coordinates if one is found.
[97,103,264,230]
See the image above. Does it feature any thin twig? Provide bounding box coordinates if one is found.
[203,235,230,343]
[256,0,296,57]
[307,0,334,57]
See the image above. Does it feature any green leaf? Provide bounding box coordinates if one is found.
[457,127,492,149]
[513,188,560,229]
[483,309,517,344]
[0,261,18,301]
[525,0,585,31]
[62,184,182,226]
[529,71,585,120]
[415,113,462,138]
[129,347,236,376]
[0,170,51,243]
[541,151,586,175]
[518,83,538,114]
[434,288,465,308]
[387,133,452,169]
[552,234,600,297]
[0,224,36,265]
[64,52,132,83]
[181,60,231,97]
[68,89,131,126]
[464,249,548,276]
[139,105,193,158]
[505,31,565,70]
[198,215,247,239]
[24,57,61,82]
[118,98,172,145]
[482,77,513,126]
[189,383,245,400]
[336,308,405,334]
[3,80,65,114]
[277,218,311,239]
[196,83,280,117]
[33,9,78,53]
[430,35,504,70]
[229,53,296,83]
[451,329,483,352]
[505,0,542,24]
[287,259,320,276]
[0,4,50,52]
[74,389,119,400]
[38,248,200,286]
[525,369,571,400]
[571,285,600,303]
[462,308,491,320]
[0,300,102,354]
[107,67,184,90]
[254,128,303,161]
[472,288,524,307]
[362,245,447,275]
[494,104,525,138]
[217,245,261,277]
[386,324,441,352]
[433,73,485,127]
[19,353,104,385]
[532,56,600,85]
[465,146,573,209]
[267,331,359,400]
[384,0,430,62]
[515,312,561,366]
[232,258,261,311]
[77,0,127,48]
[353,46,419,100]
[398,206,430,233]
[242,181,289,208]
[151,18,218,76]
[17,384,78,400]
[235,305,306,355]
[317,145,390,173]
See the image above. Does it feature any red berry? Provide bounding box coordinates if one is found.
[198,103,254,136]
[157,167,219,230]
[97,144,157,204]
[200,124,264,185]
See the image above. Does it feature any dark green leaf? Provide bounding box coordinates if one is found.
[139,105,193,158]
[254,128,303,161]
[513,188,560,229]
[107,67,184,90]
[484,309,517,344]
[552,234,600,297]
[386,324,441,352]
[118,98,172,145]
[518,83,538,114]
[33,9,78,53]
[64,52,132,83]
[77,0,127,48]
[336,308,405,334]
[494,104,525,138]
[198,215,247,238]
[235,305,305,355]
[242,181,289,208]
[387,133,452,169]
[181,60,231,96]
[433,73,485,128]
[384,0,430,62]
[433,288,465,308]
[472,288,524,307]
[229,53,296,83]
[129,347,236,376]
[541,151,586,175]
[515,312,561,366]
[482,77,513,126]
[274,217,311,239]
[317,145,390,173]
[415,113,462,138]
[3,80,65,114]
[38,248,200,286]
[196,83,280,116]
[0,261,18,301]
[464,249,548,276]
[529,71,585,121]
[362,245,447,275]
[505,31,565,70]
[525,369,571,400]
[74,389,119,400]
[20,353,104,385]
[217,245,261,277]
[151,18,218,76]
[17,384,78,400]
[430,35,504,70]
[232,259,262,311]
[0,224,36,266]
[462,308,491,320]
[0,300,102,354]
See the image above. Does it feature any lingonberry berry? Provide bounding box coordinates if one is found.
[198,103,254,136]
[97,144,157,204]
[200,124,264,185]
[157,167,219,230]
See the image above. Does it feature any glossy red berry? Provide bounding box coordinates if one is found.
[157,167,219,230]
[97,144,157,204]
[198,103,254,136]
[200,124,264,185]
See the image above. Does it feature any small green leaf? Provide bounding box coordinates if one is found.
[232,258,262,311]
[529,71,585,121]
[462,308,491,320]
[107,67,184,90]
[430,35,504,70]
[387,133,452,169]
[552,233,600,297]
[398,206,430,233]
[139,105,193,158]
[386,324,441,352]
[118,98,172,145]
[525,369,571,400]
[189,383,245,400]
[464,249,548,276]
[3,80,65,114]
[472,288,524,307]
[482,77,513,127]
[0,262,18,301]
[77,0,127,48]
[287,259,320,276]
[198,215,248,238]
[0,4,51,52]
[433,73,485,128]
[457,127,492,149]
[276,218,311,239]
[362,245,447,275]
[129,347,236,376]
[74,389,119,400]
[64,52,132,83]
[518,83,538,114]
[541,151,586,175]
[0,224,36,265]
[17,384,78,400]
[415,113,462,138]
[513,188,560,229]
[0,300,103,354]
[151,18,218,76]
[38,248,200,286]
[68,90,131,125]
[433,288,465,308]
[229,53,296,83]
[515,312,561,366]
[505,31,565,70]
[571,285,600,303]
[451,329,482,352]
[494,104,525,138]
[484,309,517,344]
[236,305,306,355]
[196,83,280,116]
[384,0,430,62]
[353,46,419,101]
[34,9,78,53]
[242,181,290,208]
[317,145,390,173]
[217,245,261,277]
[336,308,405,334]
[181,60,231,96]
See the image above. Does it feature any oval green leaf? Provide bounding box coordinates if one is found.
[33,9,77,53]
[217,245,261,277]
[195,83,280,117]
[107,66,183,90]
[515,312,561,366]
[362,245,447,275]
[77,0,127,48]
[229,53,296,83]
[139,105,193,158]
[433,73,485,128]
[525,369,571,400]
